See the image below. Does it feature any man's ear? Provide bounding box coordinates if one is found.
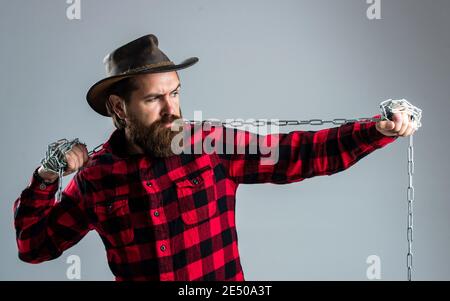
[109,95,127,119]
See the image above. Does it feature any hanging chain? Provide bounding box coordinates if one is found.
[407,135,414,281]
[41,99,421,281]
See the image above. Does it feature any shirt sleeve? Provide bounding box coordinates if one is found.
[216,114,398,184]
[13,167,92,263]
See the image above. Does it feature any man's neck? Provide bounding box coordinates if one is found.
[124,128,145,155]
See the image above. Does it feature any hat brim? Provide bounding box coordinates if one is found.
[86,57,198,116]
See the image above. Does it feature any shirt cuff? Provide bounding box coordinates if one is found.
[30,167,59,193]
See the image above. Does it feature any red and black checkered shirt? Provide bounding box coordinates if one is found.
[14,116,397,280]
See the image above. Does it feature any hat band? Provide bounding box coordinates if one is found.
[120,61,175,75]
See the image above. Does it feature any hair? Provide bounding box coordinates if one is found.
[105,77,139,130]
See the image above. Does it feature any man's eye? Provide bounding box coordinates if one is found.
[171,91,179,97]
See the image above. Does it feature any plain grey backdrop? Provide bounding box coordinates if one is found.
[1,0,449,280]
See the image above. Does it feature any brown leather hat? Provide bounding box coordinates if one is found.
[86,34,198,116]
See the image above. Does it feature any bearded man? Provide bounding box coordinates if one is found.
[13,34,415,281]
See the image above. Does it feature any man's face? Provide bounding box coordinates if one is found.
[123,71,184,157]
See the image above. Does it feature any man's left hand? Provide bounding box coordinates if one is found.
[376,112,417,137]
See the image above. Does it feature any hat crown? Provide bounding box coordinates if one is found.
[104,34,172,76]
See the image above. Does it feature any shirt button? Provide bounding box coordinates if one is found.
[192,178,199,185]
[160,244,166,252]
[146,181,152,187]
[154,211,160,217]
[39,183,47,190]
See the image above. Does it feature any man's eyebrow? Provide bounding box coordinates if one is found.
[142,83,181,99]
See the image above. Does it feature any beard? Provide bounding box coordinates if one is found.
[126,111,184,158]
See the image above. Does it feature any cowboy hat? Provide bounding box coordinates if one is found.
[86,34,198,116]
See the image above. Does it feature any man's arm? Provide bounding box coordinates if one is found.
[13,168,91,263]
[216,115,398,184]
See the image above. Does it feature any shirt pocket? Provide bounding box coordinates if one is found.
[94,198,134,247]
[175,166,218,226]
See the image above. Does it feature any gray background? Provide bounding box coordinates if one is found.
[1,0,449,280]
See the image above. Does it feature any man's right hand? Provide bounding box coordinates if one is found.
[37,143,89,183]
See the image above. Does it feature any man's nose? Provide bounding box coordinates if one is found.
[161,95,177,115]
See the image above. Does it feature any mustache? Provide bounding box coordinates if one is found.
[157,114,183,125]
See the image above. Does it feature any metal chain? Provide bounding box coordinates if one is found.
[188,116,383,127]
[41,138,82,202]
[407,135,414,281]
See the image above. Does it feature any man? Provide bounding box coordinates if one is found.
[13,34,415,281]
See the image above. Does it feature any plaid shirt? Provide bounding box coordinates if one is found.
[14,116,397,281]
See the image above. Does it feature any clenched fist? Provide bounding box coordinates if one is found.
[376,112,417,137]
[37,143,89,183]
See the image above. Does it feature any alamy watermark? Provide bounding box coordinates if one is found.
[366,255,381,280]
[169,110,281,165]
[66,254,81,280]
[366,0,381,20]
[66,0,81,20]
